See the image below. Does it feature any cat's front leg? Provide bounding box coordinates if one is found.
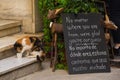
[26,50,31,57]
[20,48,26,58]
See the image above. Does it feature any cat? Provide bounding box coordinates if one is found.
[14,36,45,62]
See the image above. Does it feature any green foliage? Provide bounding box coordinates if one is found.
[63,0,99,14]
[38,0,99,70]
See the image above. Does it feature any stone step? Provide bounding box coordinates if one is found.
[0,33,44,60]
[0,35,17,60]
[0,56,41,80]
[0,19,22,37]
[0,33,44,80]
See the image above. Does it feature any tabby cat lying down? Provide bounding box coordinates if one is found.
[14,36,45,62]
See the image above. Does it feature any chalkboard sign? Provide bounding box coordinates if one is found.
[62,13,111,74]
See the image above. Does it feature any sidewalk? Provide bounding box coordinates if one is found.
[17,60,120,80]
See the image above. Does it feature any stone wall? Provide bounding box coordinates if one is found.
[0,0,42,33]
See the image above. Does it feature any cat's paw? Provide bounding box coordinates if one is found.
[16,53,22,59]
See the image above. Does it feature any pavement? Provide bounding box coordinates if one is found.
[17,60,120,80]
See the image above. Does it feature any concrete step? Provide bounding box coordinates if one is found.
[0,33,44,60]
[0,56,41,80]
[0,19,22,37]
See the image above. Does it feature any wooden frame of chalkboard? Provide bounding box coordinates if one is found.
[62,13,111,74]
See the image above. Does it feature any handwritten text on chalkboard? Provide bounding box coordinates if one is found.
[62,13,110,74]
